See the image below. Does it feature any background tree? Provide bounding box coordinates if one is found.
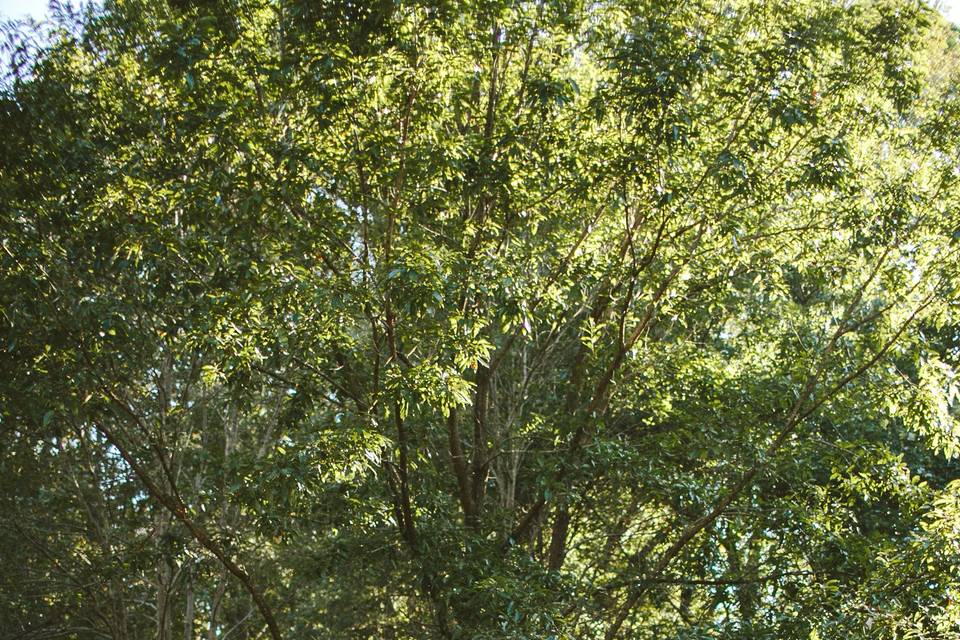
[2,0,960,638]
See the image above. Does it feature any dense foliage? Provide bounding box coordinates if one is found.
[3,0,960,638]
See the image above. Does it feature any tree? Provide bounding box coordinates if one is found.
[2,0,960,638]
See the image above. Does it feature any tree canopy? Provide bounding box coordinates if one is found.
[2,0,960,638]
